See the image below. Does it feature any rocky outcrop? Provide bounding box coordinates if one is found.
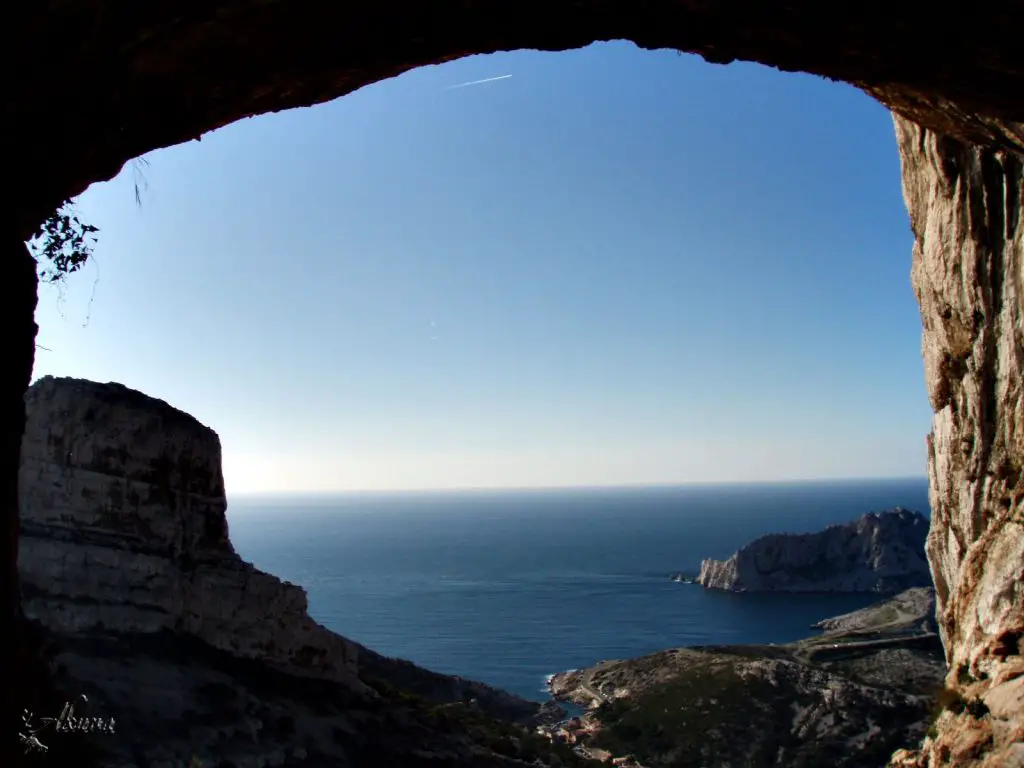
[17,377,573,768]
[885,117,1024,768]
[697,508,931,593]
[548,592,946,768]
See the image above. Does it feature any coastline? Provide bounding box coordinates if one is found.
[541,589,943,768]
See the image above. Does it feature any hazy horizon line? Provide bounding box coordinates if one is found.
[228,475,928,499]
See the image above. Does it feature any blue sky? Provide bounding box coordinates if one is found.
[32,42,930,493]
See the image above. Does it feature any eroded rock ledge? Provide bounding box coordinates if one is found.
[697,508,931,593]
[17,377,568,767]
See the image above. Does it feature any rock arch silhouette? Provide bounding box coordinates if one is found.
[5,4,1024,766]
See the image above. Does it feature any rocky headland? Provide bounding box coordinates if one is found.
[697,508,932,593]
[17,377,578,768]
[547,589,947,768]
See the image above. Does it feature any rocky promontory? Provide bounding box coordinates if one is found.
[17,377,578,768]
[697,508,931,593]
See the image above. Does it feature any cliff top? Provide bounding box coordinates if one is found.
[28,375,218,438]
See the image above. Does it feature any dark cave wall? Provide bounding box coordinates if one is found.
[7,1,1024,239]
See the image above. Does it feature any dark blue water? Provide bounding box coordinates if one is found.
[227,478,929,702]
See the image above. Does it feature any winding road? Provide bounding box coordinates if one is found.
[798,632,940,663]
[579,670,610,706]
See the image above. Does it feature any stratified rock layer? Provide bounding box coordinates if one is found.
[18,376,361,685]
[697,509,931,593]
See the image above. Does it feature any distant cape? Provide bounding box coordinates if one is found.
[696,507,932,593]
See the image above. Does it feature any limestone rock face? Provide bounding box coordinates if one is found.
[887,117,1024,768]
[697,508,931,593]
[18,376,360,685]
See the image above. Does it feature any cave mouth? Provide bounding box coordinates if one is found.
[32,43,928,496]
[7,8,1024,765]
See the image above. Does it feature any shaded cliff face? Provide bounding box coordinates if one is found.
[890,118,1024,768]
[697,509,932,593]
[18,377,569,768]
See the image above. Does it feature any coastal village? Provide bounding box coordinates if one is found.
[536,713,645,767]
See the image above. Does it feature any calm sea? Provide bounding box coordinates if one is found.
[226,478,930,702]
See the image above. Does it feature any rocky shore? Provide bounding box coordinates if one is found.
[546,589,947,768]
[696,508,931,593]
[17,377,580,768]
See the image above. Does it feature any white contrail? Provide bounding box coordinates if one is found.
[445,74,513,90]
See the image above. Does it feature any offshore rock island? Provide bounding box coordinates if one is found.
[546,588,946,768]
[697,508,932,593]
[17,377,581,768]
